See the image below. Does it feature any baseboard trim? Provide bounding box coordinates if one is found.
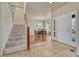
[54,40,76,48]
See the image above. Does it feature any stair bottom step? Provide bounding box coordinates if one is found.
[4,45,26,54]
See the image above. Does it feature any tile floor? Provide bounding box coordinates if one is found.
[3,40,76,57]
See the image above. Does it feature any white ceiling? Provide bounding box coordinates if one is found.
[51,2,68,11]
[26,2,50,20]
[11,2,68,20]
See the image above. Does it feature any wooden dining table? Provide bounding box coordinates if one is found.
[34,29,47,39]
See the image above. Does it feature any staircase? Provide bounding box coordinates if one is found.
[4,24,26,54]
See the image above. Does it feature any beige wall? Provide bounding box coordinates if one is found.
[13,7,25,25]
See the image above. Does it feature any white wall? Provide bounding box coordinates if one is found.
[52,3,77,40]
[0,4,1,39]
[52,3,78,45]
[13,7,25,25]
[52,3,79,56]
[55,12,76,47]
[76,7,79,56]
[0,3,13,54]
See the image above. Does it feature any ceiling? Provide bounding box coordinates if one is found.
[11,2,68,20]
[51,2,68,11]
[26,2,50,20]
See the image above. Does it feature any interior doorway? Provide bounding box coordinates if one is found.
[28,20,52,45]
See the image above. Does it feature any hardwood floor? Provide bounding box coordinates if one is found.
[30,35,46,44]
[3,40,76,57]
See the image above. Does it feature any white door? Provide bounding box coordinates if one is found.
[55,12,76,46]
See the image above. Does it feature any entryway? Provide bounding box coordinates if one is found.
[28,19,52,49]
